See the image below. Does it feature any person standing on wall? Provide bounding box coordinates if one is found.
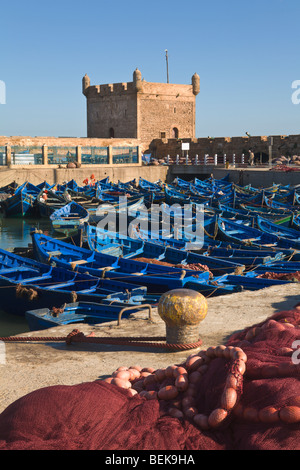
[249,150,255,166]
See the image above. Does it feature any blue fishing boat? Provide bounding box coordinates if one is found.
[217,217,300,250]
[95,181,141,199]
[208,173,231,184]
[88,196,145,225]
[291,213,300,230]
[220,272,292,290]
[233,191,265,208]
[219,204,257,225]
[85,224,245,276]
[138,178,162,191]
[25,301,149,331]
[272,188,298,205]
[239,202,293,221]
[127,209,217,246]
[89,213,300,260]
[116,179,137,190]
[1,182,40,217]
[0,247,159,317]
[195,177,230,190]
[31,232,243,296]
[250,261,300,274]
[56,179,80,193]
[173,177,193,190]
[36,189,69,217]
[137,178,165,204]
[264,195,300,212]
[203,245,285,263]
[227,206,292,228]
[164,185,191,205]
[85,227,146,259]
[256,216,300,250]
[50,202,89,236]
[0,181,18,195]
[202,235,300,260]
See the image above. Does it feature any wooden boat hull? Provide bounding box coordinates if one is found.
[2,188,38,217]
[0,247,159,316]
[223,273,291,290]
[257,216,300,249]
[50,201,89,236]
[217,217,299,250]
[31,232,243,296]
[25,301,146,331]
[85,224,245,276]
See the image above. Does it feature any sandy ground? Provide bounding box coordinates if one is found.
[0,283,299,414]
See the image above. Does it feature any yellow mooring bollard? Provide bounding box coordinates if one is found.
[157,288,208,349]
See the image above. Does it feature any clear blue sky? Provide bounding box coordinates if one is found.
[1,0,299,139]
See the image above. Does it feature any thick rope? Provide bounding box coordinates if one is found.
[0,329,202,351]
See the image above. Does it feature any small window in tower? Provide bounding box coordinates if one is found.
[109,128,115,138]
[160,132,166,139]
[174,107,176,113]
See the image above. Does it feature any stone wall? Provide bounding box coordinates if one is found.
[0,136,144,168]
[86,89,138,139]
[2,133,300,164]
[0,165,169,186]
[0,135,140,148]
[150,134,300,163]
[137,82,196,141]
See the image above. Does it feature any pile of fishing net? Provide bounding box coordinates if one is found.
[0,307,299,450]
[271,165,300,172]
[258,271,300,282]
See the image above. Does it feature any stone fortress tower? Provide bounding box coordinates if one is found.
[82,69,200,142]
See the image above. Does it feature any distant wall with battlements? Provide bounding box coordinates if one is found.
[149,134,300,163]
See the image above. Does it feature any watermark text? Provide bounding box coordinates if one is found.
[0,81,6,105]
[95,198,205,250]
[292,340,300,365]
[0,341,6,365]
[291,80,300,105]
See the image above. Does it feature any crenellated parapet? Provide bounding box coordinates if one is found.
[82,68,199,99]
[83,81,135,98]
[150,133,300,162]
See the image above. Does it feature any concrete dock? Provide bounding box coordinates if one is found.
[1,283,299,415]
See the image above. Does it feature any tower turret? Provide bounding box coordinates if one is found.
[133,68,143,92]
[192,73,200,96]
[82,74,90,96]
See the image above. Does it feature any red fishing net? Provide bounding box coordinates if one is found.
[0,307,299,450]
[258,271,300,282]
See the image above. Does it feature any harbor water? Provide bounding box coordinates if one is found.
[0,216,53,336]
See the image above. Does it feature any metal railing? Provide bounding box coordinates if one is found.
[163,154,249,166]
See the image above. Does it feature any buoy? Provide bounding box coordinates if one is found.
[157,288,208,349]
